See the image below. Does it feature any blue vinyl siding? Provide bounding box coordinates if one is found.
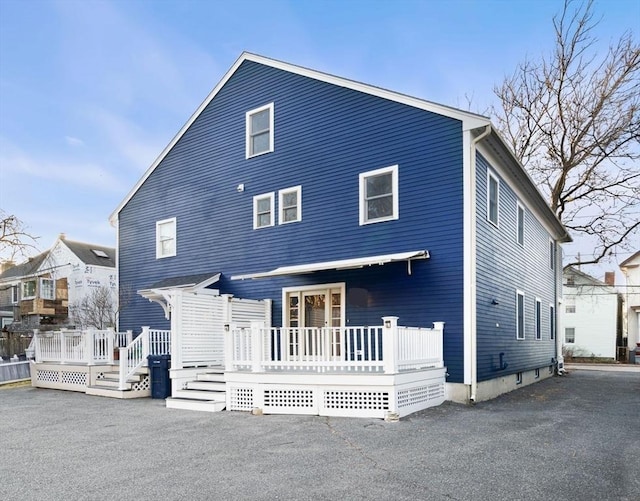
[118,60,468,381]
[475,153,557,381]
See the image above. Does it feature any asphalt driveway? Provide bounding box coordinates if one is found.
[2,368,639,501]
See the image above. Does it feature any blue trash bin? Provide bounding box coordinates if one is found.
[147,354,171,399]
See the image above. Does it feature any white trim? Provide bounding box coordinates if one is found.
[156,217,177,259]
[231,250,429,280]
[22,279,36,300]
[11,285,18,304]
[549,303,556,341]
[516,290,525,340]
[359,165,399,225]
[109,52,490,226]
[516,201,525,247]
[549,238,556,270]
[564,326,576,344]
[535,297,542,340]
[487,170,499,227]
[278,185,302,224]
[246,102,274,159]
[281,282,346,328]
[253,192,275,229]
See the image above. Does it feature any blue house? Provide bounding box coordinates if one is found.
[110,52,570,417]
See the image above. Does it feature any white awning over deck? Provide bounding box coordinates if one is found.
[231,250,429,280]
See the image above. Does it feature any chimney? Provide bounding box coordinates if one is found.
[604,271,615,286]
[0,260,15,274]
[59,233,66,240]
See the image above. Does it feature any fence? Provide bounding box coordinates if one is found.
[0,332,33,359]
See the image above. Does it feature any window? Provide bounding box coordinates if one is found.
[11,285,18,304]
[565,305,576,313]
[246,103,274,158]
[516,290,525,340]
[92,249,109,258]
[40,278,55,300]
[156,217,177,259]
[535,298,541,340]
[487,171,499,226]
[359,165,399,225]
[549,239,556,270]
[516,203,525,246]
[550,304,555,340]
[253,192,275,229]
[566,275,575,286]
[279,186,302,224]
[516,372,522,385]
[565,327,576,344]
[22,280,36,299]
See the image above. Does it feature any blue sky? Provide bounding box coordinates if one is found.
[0,0,638,277]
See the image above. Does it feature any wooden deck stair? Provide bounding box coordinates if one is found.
[86,367,151,399]
[166,368,226,413]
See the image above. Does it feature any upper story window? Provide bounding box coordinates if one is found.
[246,103,274,158]
[359,165,399,225]
[535,298,542,340]
[254,192,275,229]
[156,217,177,259]
[565,327,575,344]
[516,203,525,246]
[487,171,499,226]
[279,186,302,224]
[516,290,525,340]
[11,285,18,304]
[22,280,36,299]
[40,278,55,300]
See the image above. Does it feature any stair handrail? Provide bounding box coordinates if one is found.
[118,327,150,390]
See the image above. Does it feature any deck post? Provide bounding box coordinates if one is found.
[126,330,133,345]
[107,328,114,365]
[250,321,264,373]
[382,316,399,374]
[224,323,234,371]
[141,326,150,366]
[86,329,95,365]
[33,329,40,363]
[59,330,67,364]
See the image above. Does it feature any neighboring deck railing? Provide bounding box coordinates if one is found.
[226,317,444,374]
[34,328,132,365]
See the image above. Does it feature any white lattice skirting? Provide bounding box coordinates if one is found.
[29,362,116,393]
[226,368,446,419]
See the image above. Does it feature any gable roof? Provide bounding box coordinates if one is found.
[108,52,569,242]
[564,266,611,287]
[109,52,490,224]
[0,252,48,281]
[619,251,640,269]
[62,239,116,268]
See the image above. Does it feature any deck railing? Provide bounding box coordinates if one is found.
[227,317,444,374]
[34,328,132,365]
[118,326,171,390]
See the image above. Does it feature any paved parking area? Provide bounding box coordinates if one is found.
[2,368,639,501]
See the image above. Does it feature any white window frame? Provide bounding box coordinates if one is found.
[516,202,525,246]
[487,171,499,226]
[565,327,576,344]
[278,186,302,225]
[253,192,275,229]
[282,282,346,328]
[549,239,556,270]
[516,290,525,340]
[22,279,36,300]
[246,103,274,159]
[11,285,18,304]
[535,297,542,340]
[359,165,399,225]
[40,278,55,300]
[156,217,177,259]
[550,304,555,340]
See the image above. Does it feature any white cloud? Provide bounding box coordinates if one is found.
[65,136,84,147]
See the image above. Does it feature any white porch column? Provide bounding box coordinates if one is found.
[107,328,114,365]
[126,330,133,345]
[170,290,182,370]
[224,323,234,371]
[250,321,264,373]
[382,316,399,374]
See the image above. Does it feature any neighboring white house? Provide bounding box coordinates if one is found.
[620,251,640,356]
[562,267,621,359]
[0,234,116,330]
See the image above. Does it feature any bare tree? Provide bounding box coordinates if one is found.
[70,286,117,329]
[492,0,640,268]
[0,210,39,262]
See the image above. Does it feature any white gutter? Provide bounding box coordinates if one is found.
[467,124,492,403]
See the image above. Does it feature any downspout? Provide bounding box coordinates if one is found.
[468,124,492,403]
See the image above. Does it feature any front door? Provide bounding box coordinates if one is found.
[284,283,345,358]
